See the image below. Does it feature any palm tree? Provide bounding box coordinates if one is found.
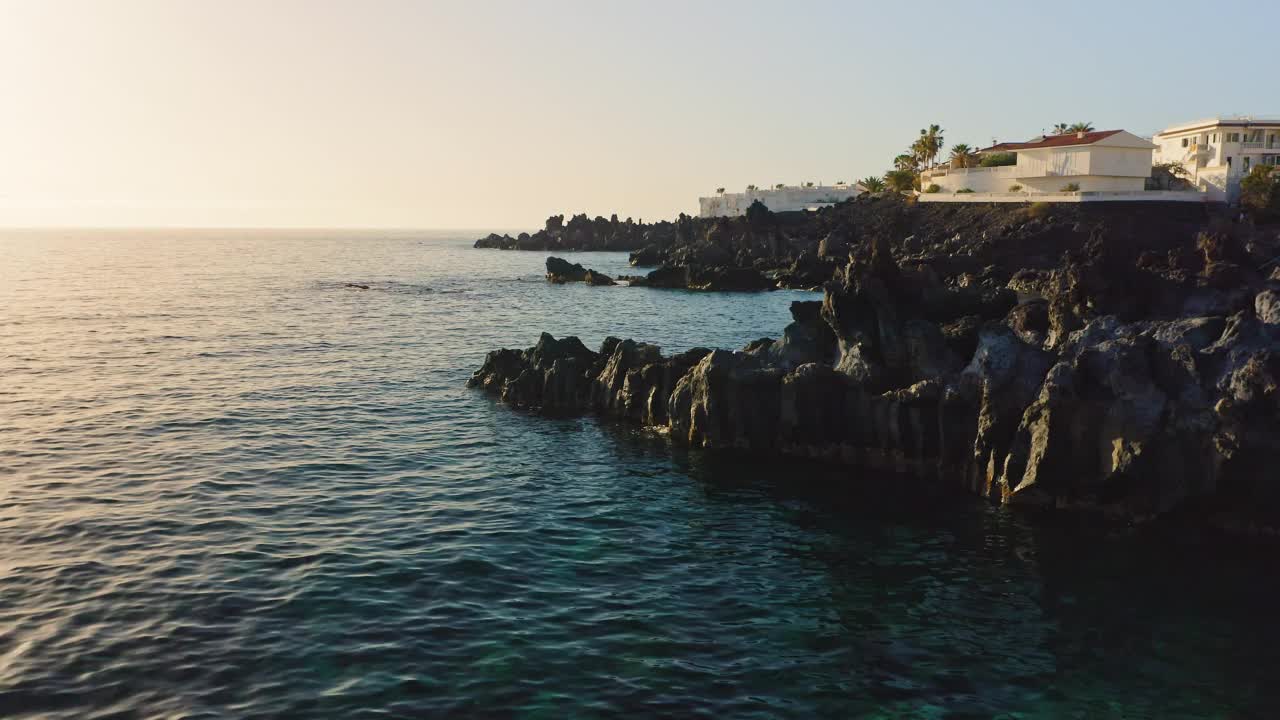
[883,169,916,194]
[746,184,758,192]
[949,143,978,168]
[893,153,919,172]
[860,176,886,193]
[1052,123,1070,135]
[917,124,944,169]
[1068,122,1094,133]
[910,137,929,169]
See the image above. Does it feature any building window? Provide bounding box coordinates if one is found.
[1228,132,1241,142]
[1181,138,1189,147]
[1211,133,1218,142]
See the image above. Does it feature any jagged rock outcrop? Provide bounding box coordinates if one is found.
[476,213,652,252]
[545,256,616,285]
[472,200,1280,530]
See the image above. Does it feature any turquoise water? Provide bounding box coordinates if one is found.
[1,229,1277,718]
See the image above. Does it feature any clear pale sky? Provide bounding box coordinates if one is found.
[2,0,1276,230]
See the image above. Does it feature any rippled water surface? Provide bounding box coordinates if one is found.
[2,229,1278,718]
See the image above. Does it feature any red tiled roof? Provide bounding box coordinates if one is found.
[981,129,1123,153]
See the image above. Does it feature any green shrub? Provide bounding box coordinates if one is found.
[1008,184,1023,192]
[956,188,975,194]
[883,169,916,194]
[924,184,941,194]
[1060,182,1080,192]
[980,152,1017,167]
[1027,201,1051,219]
[1241,166,1280,222]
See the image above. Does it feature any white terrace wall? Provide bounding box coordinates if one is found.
[924,165,1019,193]
[1018,175,1147,193]
[1194,167,1231,202]
[917,190,1207,204]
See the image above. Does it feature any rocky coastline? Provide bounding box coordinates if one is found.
[471,196,1280,531]
[476,202,845,290]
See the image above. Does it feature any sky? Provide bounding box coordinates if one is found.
[1,0,1277,230]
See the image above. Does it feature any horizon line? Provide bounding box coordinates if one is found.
[0,224,535,233]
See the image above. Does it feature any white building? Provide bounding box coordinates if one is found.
[921,130,1158,197]
[699,183,865,218]
[1152,116,1280,203]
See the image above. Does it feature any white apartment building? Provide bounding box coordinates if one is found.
[698,183,865,218]
[1152,116,1280,202]
[921,130,1157,196]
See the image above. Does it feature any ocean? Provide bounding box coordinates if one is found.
[1,229,1276,718]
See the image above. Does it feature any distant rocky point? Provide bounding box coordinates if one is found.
[476,212,649,253]
[479,201,851,290]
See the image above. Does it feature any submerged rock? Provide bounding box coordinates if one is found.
[1256,289,1280,326]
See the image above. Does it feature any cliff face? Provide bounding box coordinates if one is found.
[470,198,1280,529]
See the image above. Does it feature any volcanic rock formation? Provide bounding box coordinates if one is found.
[472,198,1280,529]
